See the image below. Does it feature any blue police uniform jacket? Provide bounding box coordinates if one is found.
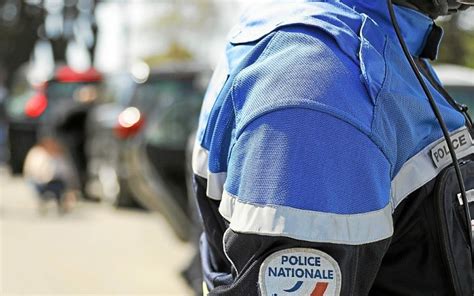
[192,0,474,295]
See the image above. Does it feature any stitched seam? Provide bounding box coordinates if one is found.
[369,36,393,171]
[236,104,392,165]
[370,36,389,132]
[228,226,392,245]
[350,246,361,294]
[224,190,391,217]
[231,31,281,122]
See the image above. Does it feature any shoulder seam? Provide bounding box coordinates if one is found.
[235,104,393,166]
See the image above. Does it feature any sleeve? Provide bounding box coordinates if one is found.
[212,108,393,295]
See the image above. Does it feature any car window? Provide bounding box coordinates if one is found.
[46,81,99,103]
[132,77,198,113]
[444,86,474,118]
[100,75,134,105]
[145,85,203,149]
[10,80,31,98]
[5,90,35,119]
[9,68,31,97]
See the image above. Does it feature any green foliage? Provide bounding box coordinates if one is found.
[144,42,193,67]
[437,14,474,69]
[144,0,218,63]
[463,33,474,69]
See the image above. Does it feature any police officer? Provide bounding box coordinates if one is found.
[192,0,474,295]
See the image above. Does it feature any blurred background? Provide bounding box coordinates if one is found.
[0,1,473,295]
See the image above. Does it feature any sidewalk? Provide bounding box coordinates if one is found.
[0,169,194,295]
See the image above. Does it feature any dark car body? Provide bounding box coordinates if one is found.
[4,68,40,174]
[5,66,101,179]
[84,73,135,203]
[5,99,39,174]
[115,64,208,240]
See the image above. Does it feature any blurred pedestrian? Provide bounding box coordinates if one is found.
[23,137,78,214]
[40,82,99,200]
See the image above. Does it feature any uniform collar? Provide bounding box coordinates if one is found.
[341,0,442,59]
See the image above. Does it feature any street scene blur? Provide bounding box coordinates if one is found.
[0,1,473,295]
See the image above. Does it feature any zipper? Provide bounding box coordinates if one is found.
[416,59,473,294]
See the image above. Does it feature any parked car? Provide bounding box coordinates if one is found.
[4,67,40,174]
[5,65,102,185]
[84,73,136,204]
[434,64,474,118]
[115,64,208,240]
[39,67,102,201]
[0,84,7,164]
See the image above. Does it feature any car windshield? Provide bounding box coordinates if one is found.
[100,74,134,105]
[132,76,198,114]
[444,86,474,118]
[5,90,36,119]
[142,77,204,149]
[46,81,99,103]
[145,97,202,149]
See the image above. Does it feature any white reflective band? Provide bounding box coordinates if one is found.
[219,191,393,245]
[192,144,226,200]
[192,143,209,178]
[458,189,474,206]
[391,127,474,210]
[207,172,227,200]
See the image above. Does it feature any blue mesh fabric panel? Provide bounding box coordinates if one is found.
[225,108,391,215]
[203,34,276,174]
[232,26,377,135]
[373,41,465,177]
[197,0,466,213]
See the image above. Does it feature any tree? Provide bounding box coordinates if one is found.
[137,0,219,66]
[0,0,99,90]
[437,13,474,68]
[0,1,45,88]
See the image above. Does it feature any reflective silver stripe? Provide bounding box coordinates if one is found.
[391,127,474,210]
[192,144,226,200]
[207,172,227,200]
[219,191,393,245]
[192,143,209,178]
[458,189,474,206]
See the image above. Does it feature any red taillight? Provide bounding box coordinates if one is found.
[25,92,48,118]
[55,66,102,83]
[114,107,144,139]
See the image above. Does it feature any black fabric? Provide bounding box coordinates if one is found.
[194,175,231,289]
[370,177,454,295]
[372,155,474,296]
[420,24,443,60]
[393,0,472,18]
[195,156,474,295]
[45,102,91,192]
[208,231,390,296]
[434,155,474,295]
[35,179,66,203]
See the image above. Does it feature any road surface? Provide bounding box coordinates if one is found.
[0,168,194,295]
